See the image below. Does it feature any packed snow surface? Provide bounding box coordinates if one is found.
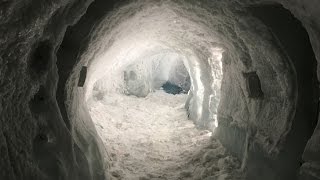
[89,90,243,180]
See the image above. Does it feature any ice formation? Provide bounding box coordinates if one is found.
[1,0,320,180]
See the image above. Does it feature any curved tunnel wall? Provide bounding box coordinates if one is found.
[216,4,318,180]
[65,1,304,179]
[0,0,97,179]
[56,1,122,179]
[1,0,320,180]
[57,1,320,179]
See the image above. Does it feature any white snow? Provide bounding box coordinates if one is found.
[80,0,298,154]
[88,90,243,180]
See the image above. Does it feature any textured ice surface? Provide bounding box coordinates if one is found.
[1,0,320,179]
[80,0,297,153]
[89,90,243,180]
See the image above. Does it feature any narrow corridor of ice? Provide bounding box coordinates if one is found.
[89,90,243,180]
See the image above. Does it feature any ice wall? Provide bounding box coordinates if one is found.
[80,0,296,151]
[1,0,320,179]
[63,1,318,179]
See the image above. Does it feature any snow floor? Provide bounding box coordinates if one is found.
[89,90,244,180]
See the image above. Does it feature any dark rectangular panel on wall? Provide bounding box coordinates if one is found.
[243,71,264,98]
[78,66,87,87]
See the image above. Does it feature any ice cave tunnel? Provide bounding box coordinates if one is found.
[1,0,320,180]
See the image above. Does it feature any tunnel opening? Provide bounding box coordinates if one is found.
[86,48,227,178]
[56,1,244,179]
[54,0,319,180]
[161,81,187,95]
[3,0,320,180]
